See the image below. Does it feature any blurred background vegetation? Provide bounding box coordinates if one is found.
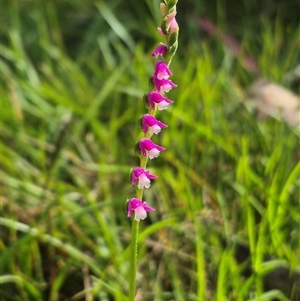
[1,0,299,300]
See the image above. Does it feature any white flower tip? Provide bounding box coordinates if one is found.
[149,149,160,159]
[157,72,169,80]
[157,101,170,110]
[150,125,162,135]
[138,174,151,189]
[134,207,147,221]
[138,181,151,189]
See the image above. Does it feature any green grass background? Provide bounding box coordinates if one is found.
[1,0,299,300]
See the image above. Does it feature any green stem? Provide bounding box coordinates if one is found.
[128,220,140,301]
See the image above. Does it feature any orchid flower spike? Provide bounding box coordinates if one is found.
[140,114,168,136]
[131,167,158,189]
[127,198,155,221]
[138,138,165,159]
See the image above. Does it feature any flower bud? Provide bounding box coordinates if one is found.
[159,2,168,16]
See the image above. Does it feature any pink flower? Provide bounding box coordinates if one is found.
[165,11,177,30]
[153,77,177,94]
[154,62,172,80]
[158,12,178,36]
[139,138,165,159]
[151,44,168,58]
[131,167,158,189]
[141,114,168,136]
[127,198,155,221]
[159,11,178,35]
[147,91,174,110]
[169,17,179,35]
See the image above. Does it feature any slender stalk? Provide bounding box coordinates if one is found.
[128,172,144,299]
[128,220,139,301]
[127,2,179,299]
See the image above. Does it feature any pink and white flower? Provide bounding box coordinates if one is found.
[138,138,165,159]
[154,62,172,80]
[141,114,168,136]
[146,91,174,110]
[152,77,177,94]
[131,167,158,189]
[151,44,168,58]
[127,198,155,221]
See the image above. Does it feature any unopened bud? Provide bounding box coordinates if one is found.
[159,3,168,16]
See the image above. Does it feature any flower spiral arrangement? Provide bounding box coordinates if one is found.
[127,1,179,299]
